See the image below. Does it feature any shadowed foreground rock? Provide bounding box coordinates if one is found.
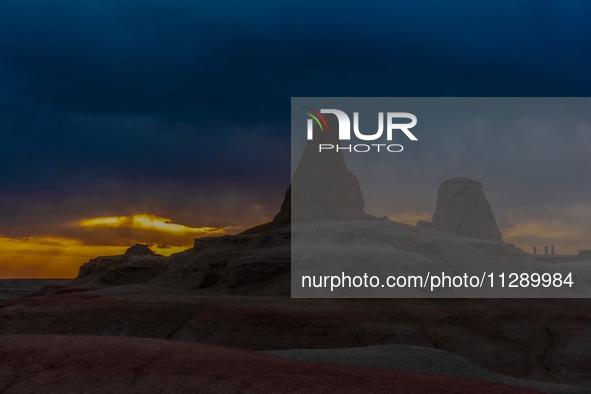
[263,345,589,393]
[71,245,168,287]
[1,293,591,386]
[0,335,545,394]
[71,229,291,295]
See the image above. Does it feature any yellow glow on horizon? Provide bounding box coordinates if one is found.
[502,221,586,240]
[0,236,194,279]
[78,214,228,236]
[0,236,127,278]
[0,215,229,278]
[380,213,433,225]
[372,212,589,254]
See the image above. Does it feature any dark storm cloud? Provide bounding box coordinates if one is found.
[0,0,590,238]
[2,1,590,119]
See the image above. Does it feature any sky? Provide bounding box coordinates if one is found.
[1,0,590,277]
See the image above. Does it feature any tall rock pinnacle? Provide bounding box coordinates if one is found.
[430,177,503,242]
[291,113,367,221]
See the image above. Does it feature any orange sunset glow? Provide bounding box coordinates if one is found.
[77,214,228,236]
[0,215,230,278]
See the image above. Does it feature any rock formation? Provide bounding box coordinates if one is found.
[71,245,167,286]
[291,113,368,221]
[240,185,291,234]
[416,220,432,229]
[430,177,503,242]
[273,184,291,223]
[124,244,158,256]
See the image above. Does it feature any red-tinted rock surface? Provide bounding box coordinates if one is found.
[0,335,545,394]
[1,293,590,386]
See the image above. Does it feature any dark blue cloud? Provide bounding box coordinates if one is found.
[0,0,590,233]
[2,1,590,118]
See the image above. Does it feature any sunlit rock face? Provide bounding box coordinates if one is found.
[291,114,368,221]
[431,177,503,242]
